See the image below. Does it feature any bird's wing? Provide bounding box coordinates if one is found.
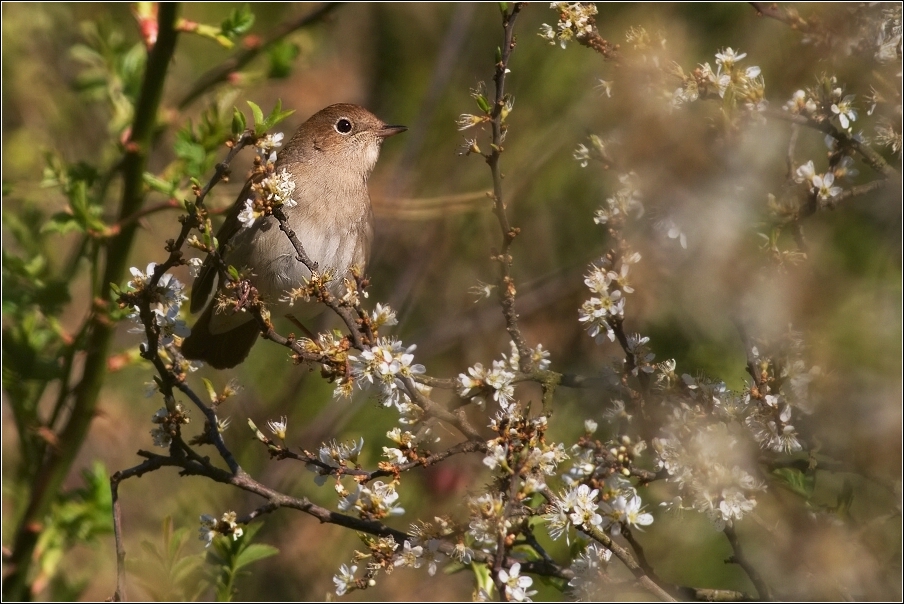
[189,177,256,314]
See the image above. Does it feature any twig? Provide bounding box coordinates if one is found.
[486,2,534,373]
[110,456,170,601]
[579,523,676,601]
[178,3,342,109]
[762,108,898,179]
[281,439,485,482]
[749,2,812,31]
[724,524,774,601]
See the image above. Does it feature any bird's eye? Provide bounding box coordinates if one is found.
[335,118,353,134]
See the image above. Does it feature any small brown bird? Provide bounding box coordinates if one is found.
[182,103,406,368]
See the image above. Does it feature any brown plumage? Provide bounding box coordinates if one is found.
[182,104,405,368]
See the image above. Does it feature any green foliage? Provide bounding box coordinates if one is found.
[185,5,255,49]
[133,516,207,602]
[204,522,279,602]
[71,20,146,135]
[173,101,235,180]
[246,99,295,136]
[772,466,816,500]
[41,154,106,236]
[219,5,255,43]
[266,39,300,79]
[34,462,113,600]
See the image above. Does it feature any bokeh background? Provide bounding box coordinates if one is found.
[3,2,901,601]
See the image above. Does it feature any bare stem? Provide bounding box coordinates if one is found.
[724,524,774,601]
[486,3,534,373]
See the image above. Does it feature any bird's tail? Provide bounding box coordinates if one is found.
[181,304,261,369]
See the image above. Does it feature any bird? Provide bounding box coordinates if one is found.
[181,103,406,369]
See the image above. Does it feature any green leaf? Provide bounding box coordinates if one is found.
[263,99,294,130]
[473,562,495,598]
[247,101,265,133]
[221,4,255,40]
[42,213,85,235]
[143,172,178,197]
[266,39,300,79]
[232,108,247,137]
[233,543,279,570]
[203,378,217,404]
[772,467,815,499]
[475,94,491,114]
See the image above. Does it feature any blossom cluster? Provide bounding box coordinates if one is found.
[337,480,405,520]
[342,337,426,417]
[672,47,766,112]
[125,262,189,349]
[149,403,190,448]
[306,437,365,485]
[457,341,550,410]
[794,159,843,203]
[539,2,598,49]
[198,511,243,548]
[782,76,858,131]
[237,168,297,228]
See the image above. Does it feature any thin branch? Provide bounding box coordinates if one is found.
[281,439,485,482]
[580,523,677,602]
[486,2,534,373]
[749,2,812,31]
[723,524,774,601]
[762,108,898,179]
[110,456,170,601]
[178,3,342,109]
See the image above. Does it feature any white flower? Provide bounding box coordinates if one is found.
[498,563,537,602]
[574,143,591,167]
[333,563,357,596]
[349,338,425,410]
[811,172,842,201]
[237,198,256,228]
[600,494,654,535]
[568,543,612,600]
[456,114,483,131]
[340,481,405,518]
[567,484,603,530]
[714,47,747,73]
[198,514,218,548]
[469,280,496,302]
[831,94,857,130]
[794,160,817,184]
[317,437,365,467]
[187,256,204,277]
[719,487,757,524]
[483,442,507,470]
[258,169,297,208]
[370,302,398,329]
[255,132,284,164]
[267,415,288,440]
[393,540,424,569]
[383,446,407,464]
[198,511,243,548]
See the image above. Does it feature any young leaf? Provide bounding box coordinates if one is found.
[220,5,255,40]
[231,108,246,137]
[247,101,265,134]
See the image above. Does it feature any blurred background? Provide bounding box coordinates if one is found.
[2,2,901,600]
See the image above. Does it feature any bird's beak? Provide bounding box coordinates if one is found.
[378,124,407,138]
